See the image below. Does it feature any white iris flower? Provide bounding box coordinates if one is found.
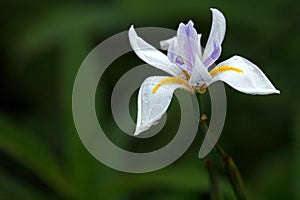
[129,8,280,136]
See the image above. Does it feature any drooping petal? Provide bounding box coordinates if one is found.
[176,21,201,72]
[128,25,185,78]
[134,76,193,135]
[209,55,280,95]
[203,8,226,67]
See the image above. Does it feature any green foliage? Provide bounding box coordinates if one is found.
[0,0,298,199]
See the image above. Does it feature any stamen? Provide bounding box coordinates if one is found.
[181,69,191,80]
[175,56,185,65]
[175,56,193,73]
[152,77,193,94]
[199,83,207,94]
[209,66,243,77]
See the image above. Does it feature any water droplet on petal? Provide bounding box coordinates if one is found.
[149,104,163,118]
[142,93,149,103]
[248,65,255,71]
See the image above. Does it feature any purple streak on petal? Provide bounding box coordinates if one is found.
[210,42,221,59]
[203,42,221,67]
[203,57,212,67]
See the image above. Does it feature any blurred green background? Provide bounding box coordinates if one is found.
[0,0,299,199]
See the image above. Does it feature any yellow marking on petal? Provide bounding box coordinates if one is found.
[209,66,243,77]
[181,69,191,80]
[152,77,193,94]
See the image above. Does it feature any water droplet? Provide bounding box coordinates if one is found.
[175,56,185,65]
[194,82,201,90]
[149,104,163,118]
[141,119,145,123]
[248,65,255,71]
[142,94,149,103]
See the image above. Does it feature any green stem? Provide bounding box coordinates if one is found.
[196,92,247,200]
[224,155,247,200]
[196,92,204,117]
[201,120,247,200]
[205,159,223,200]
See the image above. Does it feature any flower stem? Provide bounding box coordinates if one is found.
[205,159,223,200]
[196,92,204,117]
[196,92,247,200]
[225,155,247,200]
[200,120,247,200]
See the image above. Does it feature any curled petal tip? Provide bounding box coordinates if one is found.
[133,131,140,136]
[210,8,221,13]
[134,125,149,136]
[128,25,136,37]
[129,25,134,30]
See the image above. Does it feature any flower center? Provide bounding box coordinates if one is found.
[209,65,243,77]
[152,66,243,94]
[152,77,193,94]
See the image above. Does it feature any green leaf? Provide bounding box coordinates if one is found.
[0,168,48,200]
[0,116,74,199]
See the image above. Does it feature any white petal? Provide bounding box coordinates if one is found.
[134,76,192,135]
[210,55,280,95]
[166,37,178,64]
[160,34,202,55]
[197,34,203,58]
[160,37,176,50]
[189,55,212,86]
[202,8,226,67]
[128,26,184,78]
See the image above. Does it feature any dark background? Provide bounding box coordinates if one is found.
[0,0,299,199]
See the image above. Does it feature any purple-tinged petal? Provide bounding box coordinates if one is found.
[167,38,177,63]
[203,8,226,67]
[203,42,221,67]
[176,20,201,72]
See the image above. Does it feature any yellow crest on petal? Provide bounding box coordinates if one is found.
[209,66,243,77]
